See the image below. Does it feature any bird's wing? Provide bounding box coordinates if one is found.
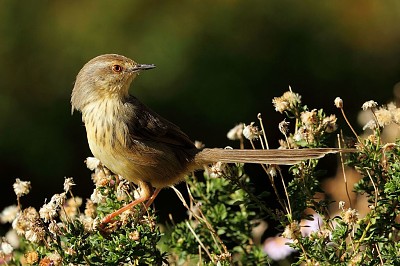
[126,96,196,149]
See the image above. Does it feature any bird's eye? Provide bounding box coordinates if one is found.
[112,64,123,73]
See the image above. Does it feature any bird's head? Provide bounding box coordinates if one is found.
[71,54,155,112]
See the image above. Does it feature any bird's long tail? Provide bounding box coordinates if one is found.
[194,148,356,165]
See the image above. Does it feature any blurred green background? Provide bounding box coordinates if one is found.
[1,0,400,232]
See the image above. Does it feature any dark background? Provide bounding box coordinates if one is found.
[1,1,400,234]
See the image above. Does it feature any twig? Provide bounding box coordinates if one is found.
[375,243,384,265]
[185,220,215,263]
[257,113,270,149]
[277,167,291,216]
[337,133,352,208]
[171,185,228,255]
[339,108,362,145]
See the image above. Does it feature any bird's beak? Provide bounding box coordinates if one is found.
[130,64,156,73]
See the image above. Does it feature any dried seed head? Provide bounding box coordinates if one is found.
[13,179,31,197]
[25,251,39,264]
[278,119,290,135]
[282,221,301,240]
[361,100,378,110]
[342,208,359,225]
[323,114,338,133]
[363,120,377,131]
[208,161,227,178]
[63,177,75,192]
[243,122,260,140]
[375,107,393,127]
[300,109,317,127]
[39,202,58,223]
[90,189,106,204]
[272,89,302,113]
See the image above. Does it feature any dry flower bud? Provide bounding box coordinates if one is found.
[278,139,289,149]
[84,199,96,218]
[266,166,277,177]
[25,251,39,264]
[0,205,19,224]
[1,241,13,255]
[62,197,82,220]
[194,140,205,149]
[338,201,345,210]
[227,123,244,140]
[85,157,101,170]
[129,230,140,241]
[334,97,343,108]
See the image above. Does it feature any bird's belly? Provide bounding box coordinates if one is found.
[86,126,190,188]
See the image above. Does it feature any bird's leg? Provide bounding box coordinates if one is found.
[101,181,153,225]
[145,188,161,208]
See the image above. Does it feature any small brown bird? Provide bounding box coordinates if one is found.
[71,54,347,224]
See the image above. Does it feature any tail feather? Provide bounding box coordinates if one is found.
[194,148,356,165]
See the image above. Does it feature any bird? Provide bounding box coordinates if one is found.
[71,54,351,224]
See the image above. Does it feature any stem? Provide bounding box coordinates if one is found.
[257,113,270,149]
[186,221,215,263]
[340,108,362,145]
[337,134,352,209]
